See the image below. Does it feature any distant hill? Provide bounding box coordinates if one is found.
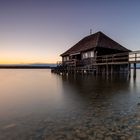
[131,64,140,69]
[1,63,139,69]
[0,63,57,69]
[30,63,57,68]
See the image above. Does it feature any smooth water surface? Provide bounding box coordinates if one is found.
[0,69,140,140]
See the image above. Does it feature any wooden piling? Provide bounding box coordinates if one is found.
[133,63,136,79]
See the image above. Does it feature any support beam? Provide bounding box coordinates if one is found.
[128,63,131,78]
[111,65,113,76]
[133,63,136,79]
[106,64,109,76]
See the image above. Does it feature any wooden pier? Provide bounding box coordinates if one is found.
[52,51,140,78]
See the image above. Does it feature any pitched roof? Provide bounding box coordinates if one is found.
[61,31,131,56]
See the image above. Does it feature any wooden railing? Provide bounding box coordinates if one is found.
[96,52,129,64]
[80,52,129,65]
[62,59,77,67]
[129,51,140,62]
[60,51,140,67]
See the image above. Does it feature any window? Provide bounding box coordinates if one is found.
[90,51,94,57]
[82,51,94,59]
[85,52,88,58]
[63,56,69,61]
[66,56,69,61]
[82,53,85,59]
[63,57,66,61]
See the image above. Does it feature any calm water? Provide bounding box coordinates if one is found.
[0,69,140,140]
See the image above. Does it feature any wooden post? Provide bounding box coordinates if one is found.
[106,56,109,76]
[96,66,98,75]
[106,64,108,76]
[133,63,136,79]
[128,63,131,78]
[111,65,113,76]
[133,53,136,79]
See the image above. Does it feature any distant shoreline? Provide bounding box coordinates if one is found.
[0,67,139,69]
[131,67,140,69]
[0,64,139,69]
[0,65,53,69]
[0,64,57,69]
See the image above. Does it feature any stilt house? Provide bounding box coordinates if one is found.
[60,31,131,74]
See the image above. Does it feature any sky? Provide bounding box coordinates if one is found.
[0,0,140,64]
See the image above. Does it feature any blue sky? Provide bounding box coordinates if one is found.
[0,0,140,64]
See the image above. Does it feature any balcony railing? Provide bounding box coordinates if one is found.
[60,51,140,67]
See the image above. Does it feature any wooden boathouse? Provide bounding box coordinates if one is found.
[52,31,140,77]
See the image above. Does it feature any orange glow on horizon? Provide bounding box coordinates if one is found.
[0,57,61,64]
[0,40,61,64]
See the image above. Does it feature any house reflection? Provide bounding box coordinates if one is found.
[60,73,135,115]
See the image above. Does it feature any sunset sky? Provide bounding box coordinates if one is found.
[0,0,140,64]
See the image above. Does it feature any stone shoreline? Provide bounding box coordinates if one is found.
[40,106,140,140]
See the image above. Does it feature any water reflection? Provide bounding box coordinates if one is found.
[0,69,140,140]
[0,70,65,119]
[61,73,133,113]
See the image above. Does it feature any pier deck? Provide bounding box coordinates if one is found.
[52,50,140,77]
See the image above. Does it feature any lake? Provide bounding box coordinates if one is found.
[0,69,140,140]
